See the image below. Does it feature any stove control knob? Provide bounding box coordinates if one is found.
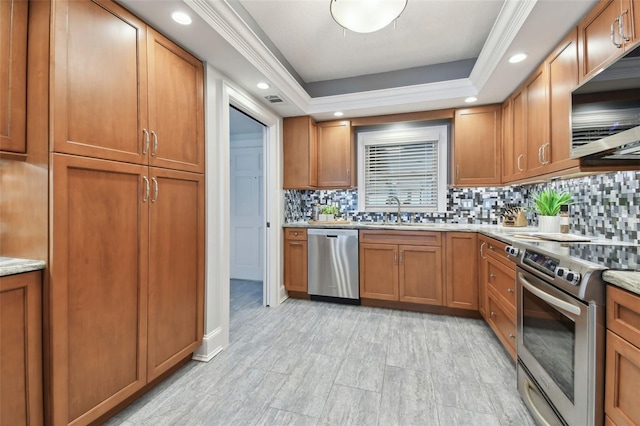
[555,267,581,285]
[505,246,519,256]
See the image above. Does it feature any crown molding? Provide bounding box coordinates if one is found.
[469,0,537,91]
[185,0,311,109]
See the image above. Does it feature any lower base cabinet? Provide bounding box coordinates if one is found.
[445,233,478,310]
[283,228,308,293]
[0,271,43,426]
[605,285,640,425]
[486,288,516,360]
[50,154,204,424]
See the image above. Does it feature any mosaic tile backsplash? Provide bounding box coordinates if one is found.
[284,171,640,244]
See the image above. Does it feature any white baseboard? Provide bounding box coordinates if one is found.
[192,327,225,362]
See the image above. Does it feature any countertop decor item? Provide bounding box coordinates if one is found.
[500,204,528,227]
[531,188,572,233]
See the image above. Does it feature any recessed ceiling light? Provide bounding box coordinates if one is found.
[465,97,478,103]
[171,11,192,25]
[334,111,344,117]
[256,82,270,90]
[508,53,527,64]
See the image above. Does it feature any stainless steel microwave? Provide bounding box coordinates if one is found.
[570,44,640,160]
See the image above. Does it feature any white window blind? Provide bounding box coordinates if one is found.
[357,126,448,212]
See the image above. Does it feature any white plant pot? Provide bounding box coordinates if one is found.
[325,214,334,222]
[538,215,560,233]
[318,214,328,222]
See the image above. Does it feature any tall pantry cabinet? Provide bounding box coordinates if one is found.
[34,1,206,424]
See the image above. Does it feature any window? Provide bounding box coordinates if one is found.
[357,125,448,212]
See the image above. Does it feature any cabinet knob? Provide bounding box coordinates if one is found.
[507,288,514,293]
[490,311,497,317]
[509,334,516,339]
[490,274,496,279]
[294,232,298,236]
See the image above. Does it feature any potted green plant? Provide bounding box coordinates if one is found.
[530,188,572,233]
[319,205,339,222]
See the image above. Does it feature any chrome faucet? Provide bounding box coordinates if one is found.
[387,196,402,224]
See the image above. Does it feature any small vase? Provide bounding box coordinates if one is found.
[538,215,560,233]
[318,214,327,222]
[325,214,335,222]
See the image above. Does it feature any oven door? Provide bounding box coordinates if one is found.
[516,268,601,426]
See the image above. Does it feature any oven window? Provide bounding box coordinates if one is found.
[522,287,576,403]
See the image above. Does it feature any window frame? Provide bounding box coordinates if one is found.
[357,125,448,213]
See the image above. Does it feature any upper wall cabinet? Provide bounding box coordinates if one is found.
[578,0,639,83]
[283,116,317,189]
[0,0,28,153]
[51,0,204,173]
[316,120,354,188]
[282,117,354,189]
[453,105,502,186]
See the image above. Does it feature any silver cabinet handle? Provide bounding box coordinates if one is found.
[507,288,515,293]
[394,251,397,265]
[611,16,622,48]
[151,131,158,156]
[490,311,497,317]
[509,333,516,339]
[456,165,460,180]
[490,274,496,279]
[151,177,158,203]
[142,176,149,202]
[346,168,350,182]
[538,145,543,165]
[480,242,486,259]
[399,251,404,265]
[142,129,150,155]
[619,10,630,42]
[517,154,524,172]
[542,143,550,164]
[290,241,303,246]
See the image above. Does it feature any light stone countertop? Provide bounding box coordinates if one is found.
[603,271,640,297]
[0,256,46,277]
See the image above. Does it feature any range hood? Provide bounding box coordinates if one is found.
[570,44,640,161]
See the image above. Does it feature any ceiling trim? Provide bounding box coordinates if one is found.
[187,0,537,117]
[469,0,537,92]
[186,0,311,108]
[306,79,476,114]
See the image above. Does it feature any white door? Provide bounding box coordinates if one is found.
[230,137,264,281]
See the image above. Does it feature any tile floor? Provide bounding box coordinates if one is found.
[105,280,534,425]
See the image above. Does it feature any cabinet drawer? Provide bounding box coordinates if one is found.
[486,257,516,315]
[605,330,640,426]
[608,285,640,349]
[487,288,517,360]
[479,235,512,267]
[284,228,307,241]
[360,230,441,246]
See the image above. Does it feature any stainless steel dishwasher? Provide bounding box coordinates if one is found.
[307,228,359,303]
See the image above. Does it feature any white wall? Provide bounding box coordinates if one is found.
[193,63,285,361]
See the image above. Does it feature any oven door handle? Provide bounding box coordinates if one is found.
[519,273,581,316]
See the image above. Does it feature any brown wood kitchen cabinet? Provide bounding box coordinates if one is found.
[578,0,639,83]
[316,120,355,188]
[0,0,28,153]
[478,235,517,360]
[359,230,443,305]
[444,232,478,310]
[523,64,549,176]
[605,285,640,425]
[283,116,317,189]
[453,105,502,186]
[0,270,43,426]
[51,0,204,173]
[283,228,308,293]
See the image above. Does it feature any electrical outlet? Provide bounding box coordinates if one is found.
[483,199,494,210]
[461,199,473,209]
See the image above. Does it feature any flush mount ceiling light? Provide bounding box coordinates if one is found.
[465,96,478,103]
[508,53,527,63]
[330,0,408,34]
[256,82,270,90]
[171,11,192,25]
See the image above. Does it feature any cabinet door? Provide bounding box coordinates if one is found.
[547,29,580,172]
[0,271,43,426]
[511,90,527,180]
[316,120,353,188]
[0,0,27,153]
[283,116,317,189]
[487,289,517,361]
[359,243,398,301]
[147,168,205,380]
[51,154,149,425]
[578,0,625,82]
[147,29,205,173]
[399,244,443,305]
[444,233,478,310]
[501,99,514,181]
[524,65,549,176]
[52,0,148,164]
[453,105,501,186]
[478,238,489,318]
[283,238,308,293]
[605,330,640,425]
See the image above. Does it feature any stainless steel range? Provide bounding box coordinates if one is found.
[505,241,609,426]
